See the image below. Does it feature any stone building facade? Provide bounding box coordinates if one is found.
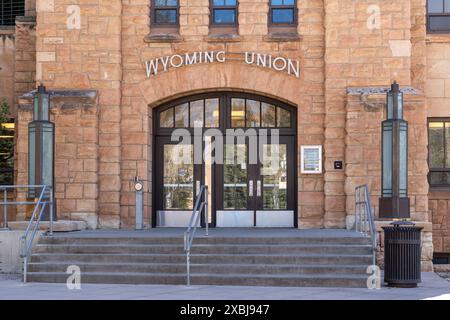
[3,0,450,271]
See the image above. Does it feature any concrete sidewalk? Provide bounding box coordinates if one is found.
[0,272,449,300]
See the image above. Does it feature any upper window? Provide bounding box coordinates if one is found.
[428,120,450,187]
[0,0,24,26]
[211,0,238,25]
[427,0,450,33]
[269,0,297,25]
[151,0,179,26]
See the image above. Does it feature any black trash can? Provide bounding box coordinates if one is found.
[382,222,423,287]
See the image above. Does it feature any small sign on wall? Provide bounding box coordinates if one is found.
[300,146,322,174]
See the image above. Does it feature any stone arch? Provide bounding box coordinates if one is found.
[138,62,301,109]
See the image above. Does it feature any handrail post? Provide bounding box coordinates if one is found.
[49,187,54,236]
[205,186,208,237]
[186,250,190,286]
[2,189,7,230]
[23,256,27,283]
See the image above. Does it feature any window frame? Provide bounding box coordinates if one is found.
[427,0,450,34]
[209,0,239,27]
[0,0,25,26]
[268,0,298,27]
[151,0,180,27]
[428,118,450,188]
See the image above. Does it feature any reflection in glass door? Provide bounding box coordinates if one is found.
[216,143,254,227]
[257,141,294,227]
[155,139,202,227]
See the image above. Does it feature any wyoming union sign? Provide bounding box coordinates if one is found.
[145,51,300,78]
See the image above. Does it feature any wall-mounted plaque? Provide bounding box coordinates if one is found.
[301,146,322,174]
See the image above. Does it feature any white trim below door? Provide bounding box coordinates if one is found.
[216,210,254,227]
[255,210,294,227]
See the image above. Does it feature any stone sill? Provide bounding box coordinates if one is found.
[347,86,422,96]
[144,33,183,43]
[205,33,241,42]
[16,15,36,25]
[8,220,87,232]
[264,32,302,42]
[426,34,450,43]
[0,26,15,35]
[429,188,450,199]
[434,264,450,272]
[18,89,98,109]
[374,220,432,232]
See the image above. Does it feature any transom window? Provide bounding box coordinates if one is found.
[0,0,24,26]
[269,0,297,25]
[427,0,450,33]
[231,98,291,128]
[151,0,179,26]
[428,120,450,187]
[211,0,238,25]
[159,98,220,128]
[156,93,294,131]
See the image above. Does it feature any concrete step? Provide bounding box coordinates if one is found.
[26,271,369,287]
[27,262,369,275]
[30,253,373,265]
[33,244,373,255]
[38,236,372,246]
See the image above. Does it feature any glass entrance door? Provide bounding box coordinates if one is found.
[153,92,297,228]
[155,137,203,227]
[256,137,295,227]
[215,137,295,227]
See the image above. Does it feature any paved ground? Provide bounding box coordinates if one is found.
[0,272,449,300]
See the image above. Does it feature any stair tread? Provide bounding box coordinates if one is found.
[28,261,367,268]
[26,271,369,279]
[31,252,373,257]
[36,243,372,247]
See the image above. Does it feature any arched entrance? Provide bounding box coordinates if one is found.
[153,92,297,227]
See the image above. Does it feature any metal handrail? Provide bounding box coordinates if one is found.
[0,185,52,230]
[355,184,377,266]
[184,185,209,286]
[0,185,54,282]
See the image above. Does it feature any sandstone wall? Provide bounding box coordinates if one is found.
[14,17,36,107]
[12,0,434,242]
[426,38,450,255]
[0,30,15,107]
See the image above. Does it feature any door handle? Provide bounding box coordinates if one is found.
[249,180,253,197]
[257,180,261,197]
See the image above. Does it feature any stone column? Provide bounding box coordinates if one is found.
[324,0,413,228]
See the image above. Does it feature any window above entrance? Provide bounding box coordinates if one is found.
[269,0,297,25]
[231,98,291,128]
[159,98,220,128]
[427,0,450,33]
[211,0,238,25]
[151,0,179,26]
[155,93,296,133]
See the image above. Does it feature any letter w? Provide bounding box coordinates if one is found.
[146,59,159,77]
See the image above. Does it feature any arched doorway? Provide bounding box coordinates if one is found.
[153,92,297,227]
